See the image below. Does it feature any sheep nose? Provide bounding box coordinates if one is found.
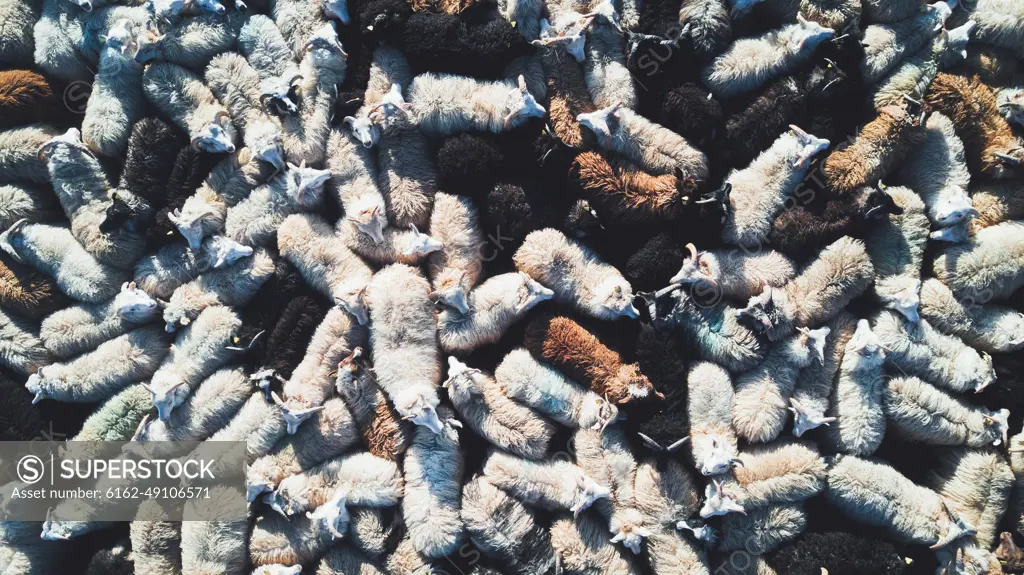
[80,0,92,10]
[226,144,236,153]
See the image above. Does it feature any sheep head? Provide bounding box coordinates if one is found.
[333,283,369,326]
[932,506,977,550]
[861,183,904,220]
[40,509,76,541]
[192,113,236,154]
[115,281,160,322]
[982,408,1010,446]
[267,473,309,516]
[999,88,1024,128]
[942,20,976,65]
[260,75,302,117]
[151,0,188,20]
[206,235,254,268]
[514,274,555,314]
[591,276,639,320]
[306,487,351,540]
[877,276,921,323]
[533,16,595,62]
[321,0,350,24]
[736,286,786,337]
[577,103,621,147]
[397,393,444,435]
[167,204,212,251]
[926,0,957,32]
[245,468,275,502]
[996,533,1024,571]
[443,356,482,397]
[580,395,618,432]
[193,0,227,15]
[333,347,364,394]
[789,397,836,437]
[346,195,386,244]
[272,392,326,435]
[67,0,96,12]
[728,0,766,19]
[503,76,546,130]
[570,474,611,517]
[930,189,977,228]
[248,128,287,171]
[610,520,652,555]
[699,477,745,518]
[304,21,347,65]
[990,147,1024,180]
[287,162,332,206]
[100,190,146,234]
[344,113,382,148]
[249,368,281,401]
[135,21,166,63]
[401,224,444,257]
[787,124,830,170]
[789,14,835,55]
[929,220,971,243]
[0,219,29,263]
[846,319,885,366]
[677,519,718,546]
[431,272,471,315]
[25,367,53,405]
[696,433,742,476]
[143,378,188,421]
[252,565,303,575]
[100,18,135,57]
[669,243,718,286]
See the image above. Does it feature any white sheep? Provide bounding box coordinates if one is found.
[461,475,557,575]
[402,407,465,558]
[134,10,245,70]
[343,45,411,148]
[687,360,741,476]
[132,235,254,299]
[407,73,546,137]
[277,213,373,324]
[224,162,332,248]
[957,0,1024,58]
[179,489,248,575]
[893,112,975,228]
[863,185,929,322]
[142,61,238,154]
[549,512,641,574]
[731,326,830,444]
[162,247,274,331]
[576,102,708,178]
[33,0,89,83]
[514,228,638,320]
[437,272,554,353]
[129,501,182,575]
[133,366,252,442]
[822,319,887,457]
[494,347,619,431]
[444,357,556,459]
[236,15,302,117]
[0,183,58,230]
[919,277,1024,353]
[0,124,61,184]
[884,375,1008,447]
[82,19,145,158]
[264,451,404,517]
[669,244,795,303]
[860,1,954,84]
[933,220,1024,303]
[0,307,52,376]
[427,192,484,314]
[926,448,1014,549]
[720,126,831,247]
[271,0,335,59]
[249,491,354,567]
[871,309,996,394]
[582,5,638,109]
[482,449,611,516]
[339,218,444,265]
[701,15,835,98]
[0,220,131,303]
[145,304,240,421]
[789,312,856,437]
[40,281,160,360]
[324,126,387,245]
[207,390,288,462]
[25,325,170,404]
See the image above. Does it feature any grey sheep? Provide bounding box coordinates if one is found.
[265,451,404,517]
[0,220,131,303]
[822,319,887,456]
[135,10,246,70]
[687,360,741,476]
[482,449,612,516]
[129,500,182,575]
[33,0,89,83]
[0,123,62,184]
[134,366,252,442]
[670,244,796,303]
[958,0,1024,58]
[790,312,856,437]
[132,235,254,299]
[142,61,238,154]
[224,162,332,248]
[884,375,1009,447]
[40,281,161,359]
[271,0,334,59]
[437,272,554,353]
[0,307,52,376]
[860,1,954,84]
[717,503,806,554]
[925,447,1014,549]
[402,407,465,558]
[374,86,437,230]
[208,391,288,462]
[893,112,975,229]
[933,220,1024,303]
[0,0,39,68]
[179,489,248,575]
[325,126,386,245]
[0,183,59,230]
[919,277,1024,353]
[162,247,274,331]
[461,475,557,575]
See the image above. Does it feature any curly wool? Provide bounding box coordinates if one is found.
[718,76,807,172]
[570,151,689,226]
[402,12,531,78]
[0,70,66,131]
[767,532,907,575]
[436,132,505,196]
[118,118,187,210]
[823,104,925,194]
[657,82,723,152]
[0,251,69,321]
[623,232,688,292]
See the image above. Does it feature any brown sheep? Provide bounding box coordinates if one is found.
[539,44,596,149]
[925,73,1024,179]
[523,314,660,405]
[0,252,69,321]
[569,150,692,224]
[970,180,1024,233]
[333,347,413,462]
[0,70,66,130]
[951,45,1022,87]
[824,101,927,194]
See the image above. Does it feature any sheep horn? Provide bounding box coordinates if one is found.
[685,243,698,261]
[131,413,151,441]
[788,124,808,138]
[518,75,528,92]
[995,152,1022,165]
[214,110,230,124]
[636,432,663,451]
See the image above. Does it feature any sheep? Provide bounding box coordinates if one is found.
[236,15,302,117]
[133,367,252,442]
[717,503,806,554]
[997,533,1024,572]
[38,128,147,271]
[495,347,619,431]
[0,220,131,303]
[444,357,556,459]
[248,495,353,567]
[245,397,359,501]
[0,182,59,230]
[700,15,835,98]
[884,375,1009,447]
[720,126,831,247]
[80,19,144,158]
[514,228,639,320]
[207,390,287,461]
[823,102,927,195]
[551,510,643,574]
[789,311,856,438]
[118,117,188,213]
[161,247,274,331]
[0,522,63,574]
[735,236,874,342]
[669,245,795,303]
[997,87,1024,126]
[0,123,62,184]
[225,162,332,248]
[483,450,611,516]
[345,507,401,559]
[179,490,248,575]
[264,451,403,517]
[401,10,531,78]
[568,152,692,227]
[962,0,1024,58]
[276,22,347,167]
[871,309,996,394]
[277,307,367,433]
[926,72,1024,179]
[826,454,978,549]
[731,327,830,444]
[271,0,333,60]
[129,501,182,575]
[633,456,702,536]
[971,180,1024,233]
[437,272,554,353]
[675,0,731,60]
[0,308,52,376]
[342,45,411,149]
[145,146,221,250]
[402,406,465,558]
[135,11,245,70]
[0,0,38,68]
[461,475,557,575]
[33,0,88,83]
[277,213,373,323]
[333,348,412,461]
[25,325,170,404]
[861,0,923,23]
[204,52,287,171]
[145,305,240,421]
[580,10,637,111]
[142,61,238,154]
[524,314,658,405]
[933,221,1024,303]
[324,127,386,246]
[534,41,596,150]
[685,361,740,476]
[860,1,952,84]
[819,319,887,456]
[769,532,910,575]
[407,73,546,137]
[926,448,1014,549]
[317,539,390,573]
[862,185,929,322]
[72,382,152,441]
[133,235,254,300]
[0,252,69,322]
[339,218,444,265]
[919,278,1024,353]
[576,103,708,179]
[0,70,65,131]
[651,286,765,373]
[892,112,974,229]
[868,23,973,111]
[427,192,484,313]
[171,149,278,249]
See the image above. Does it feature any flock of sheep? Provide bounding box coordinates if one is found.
[0,0,1023,572]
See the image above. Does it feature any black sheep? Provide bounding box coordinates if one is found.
[435,131,505,196]
[358,0,411,43]
[658,82,724,151]
[401,12,531,78]
[251,294,330,399]
[144,147,218,250]
[623,324,688,442]
[117,118,187,210]
[235,258,315,368]
[0,368,45,440]
[766,532,908,575]
[624,232,689,292]
[716,76,808,173]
